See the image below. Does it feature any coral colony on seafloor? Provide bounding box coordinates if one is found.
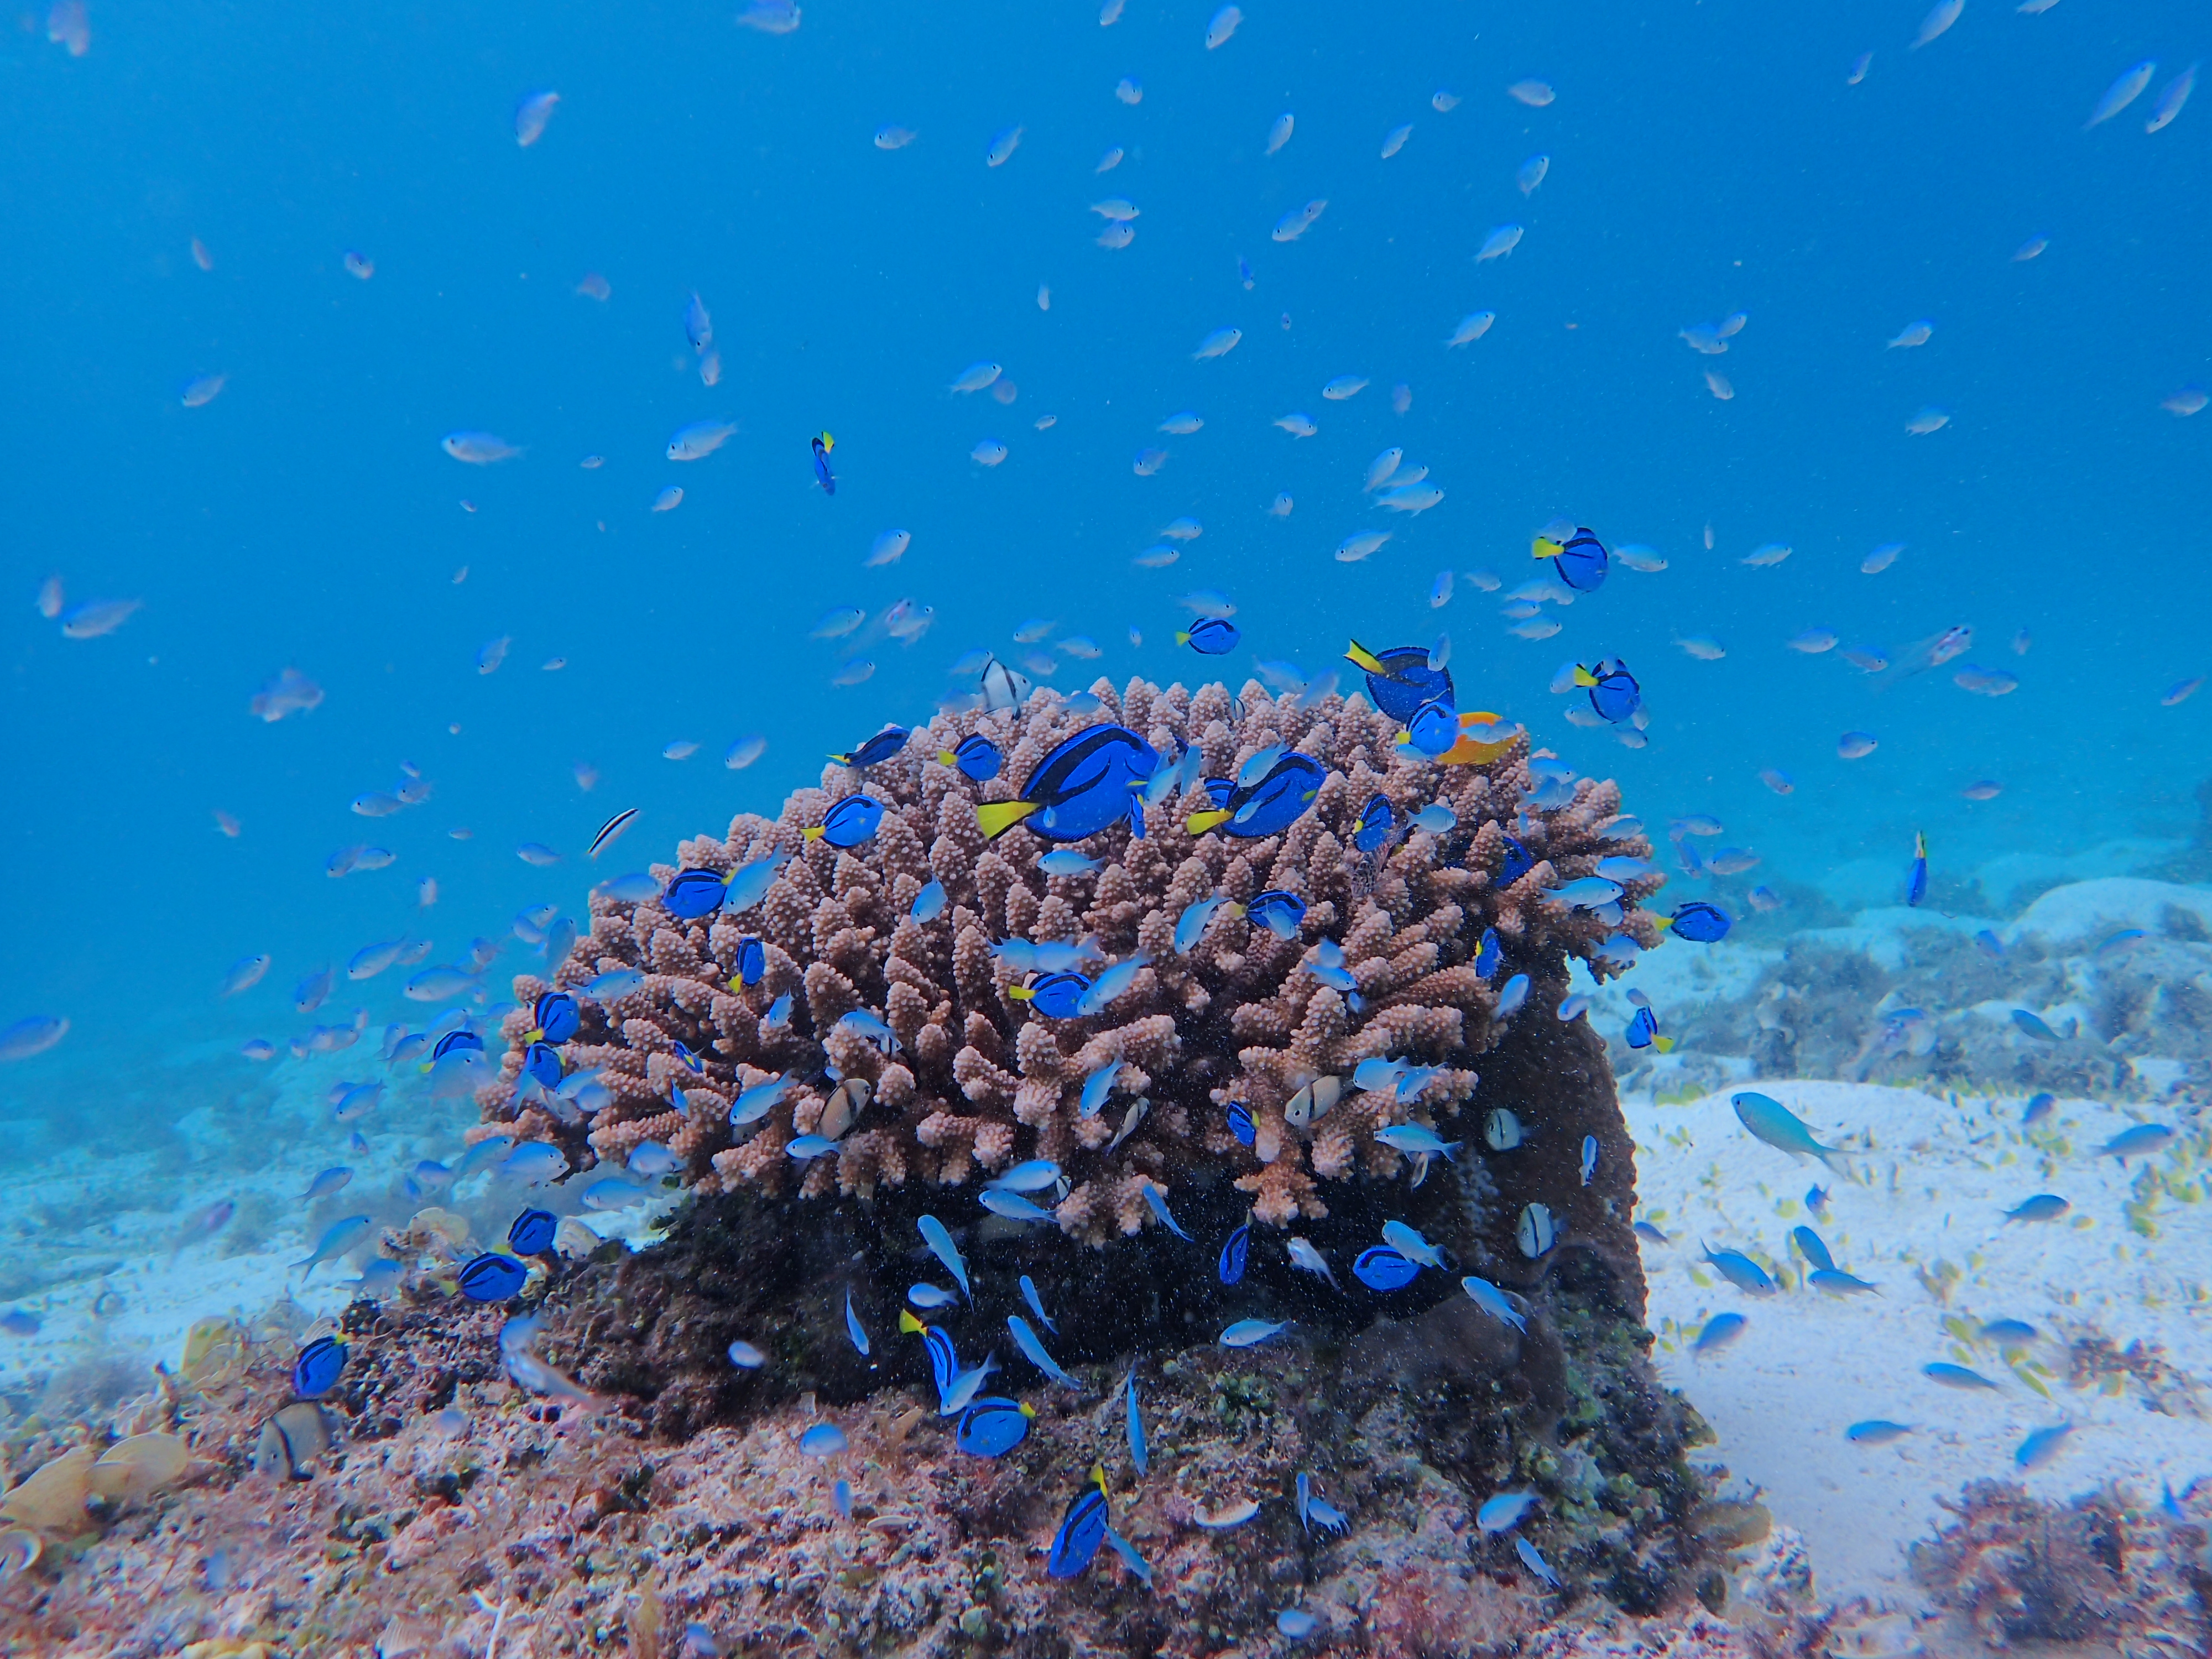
[4,668,1780,1654]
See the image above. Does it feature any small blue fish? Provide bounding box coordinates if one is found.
[1011,970,1089,1019]
[2015,1423,2073,1469]
[908,1282,958,1309]
[1354,793,1393,853]
[727,1340,768,1368]
[1980,1318,2037,1345]
[1020,1274,1057,1334]
[1516,1537,1561,1588]
[2004,1193,2069,1223]
[1924,1362,2000,1391]
[956,1395,1035,1458]
[458,1253,530,1302]
[1177,617,1241,654]
[787,1134,840,1160]
[1791,1226,1834,1272]
[2011,1008,2062,1042]
[805,795,886,849]
[845,1287,870,1356]
[1460,1275,1527,1332]
[1495,973,1530,1016]
[2100,1123,2175,1159]
[1477,1490,1537,1534]
[1632,1221,1670,1246]
[1125,1370,1147,1473]
[1974,929,2005,959]
[295,1215,373,1277]
[1846,1420,1913,1444]
[1732,1092,1846,1167]
[1175,894,1237,952]
[730,1072,796,1125]
[1702,1246,1776,1295]
[833,1478,852,1517]
[1380,1222,1443,1267]
[911,880,947,924]
[1497,835,1536,886]
[1374,1124,1461,1160]
[1906,831,1928,907]
[508,1208,557,1255]
[1103,1527,1154,1588]
[1219,1223,1251,1284]
[1693,1312,1746,1355]
[988,1158,1062,1192]
[1809,1269,1881,1296]
[1245,889,1306,940]
[1080,1061,1120,1117]
[1227,1101,1256,1147]
[1277,1610,1319,1640]
[1141,1183,1193,1239]
[982,1188,1057,1222]
[1354,1245,1421,1291]
[2022,1093,2055,1126]
[1221,1317,1288,1348]
[1806,1184,1830,1218]
[918,1214,971,1301]
[1410,802,1459,834]
[799,1422,847,1458]
[1039,849,1104,876]
[1047,1466,1112,1578]
[940,734,1004,781]
[292,1335,348,1398]
[831,727,907,769]
[300,1167,353,1203]
[1579,1136,1598,1185]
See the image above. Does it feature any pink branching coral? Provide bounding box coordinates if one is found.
[482,676,1661,1244]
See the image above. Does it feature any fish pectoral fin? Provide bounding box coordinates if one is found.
[976,800,1040,839]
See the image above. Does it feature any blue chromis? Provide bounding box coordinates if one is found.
[1533,521,1609,592]
[1731,1092,1846,1167]
[1176,617,1241,654]
[1574,658,1641,721]
[1702,1246,1776,1294]
[1846,1420,1913,1444]
[1047,1465,1112,1578]
[1790,1226,1834,1272]
[1906,831,1928,907]
[458,1253,530,1302]
[805,795,886,849]
[955,1396,1035,1458]
[811,431,836,494]
[977,724,1156,843]
[1344,639,1453,721]
[831,726,908,768]
[940,733,1004,781]
[1662,901,1731,943]
[508,1208,558,1255]
[1693,1312,1746,1355]
[1354,792,1393,853]
[2003,1194,2069,1223]
[291,1335,348,1398]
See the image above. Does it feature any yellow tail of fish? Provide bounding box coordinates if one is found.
[1173,630,1193,646]
[899,1310,924,1334]
[937,749,957,765]
[1655,1035,1677,1053]
[1572,664,1598,687]
[977,800,1039,839]
[1185,808,1233,836]
[1008,983,1036,1001]
[802,825,827,841]
[1344,638,1386,674]
[818,431,834,451]
[1533,534,1565,560]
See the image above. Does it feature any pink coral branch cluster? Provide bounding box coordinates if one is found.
[483,676,1660,1243]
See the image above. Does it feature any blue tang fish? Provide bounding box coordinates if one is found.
[526,991,581,1044]
[831,726,907,769]
[1575,658,1640,722]
[940,733,1004,781]
[292,1335,348,1398]
[508,1208,557,1255]
[432,1029,485,1061]
[977,724,1157,843]
[1227,1100,1256,1146]
[805,795,886,849]
[1406,698,1460,757]
[662,856,786,920]
[811,431,836,494]
[1245,889,1306,939]
[955,1395,1035,1458]
[1176,617,1240,654]
[1186,751,1324,838]
[1354,1245,1421,1291]
[1219,1222,1251,1284]
[1354,792,1393,853]
[1532,521,1609,592]
[521,1041,562,1089]
[1626,1006,1673,1051]
[729,936,766,987]
[1344,639,1453,721]
[899,1311,959,1401]
[1047,1465,1112,1578]
[1010,971,1089,1019]
[1663,901,1731,943]
[1497,836,1536,886]
[458,1253,530,1302]
[1473,927,1502,979]
[1906,831,1928,907]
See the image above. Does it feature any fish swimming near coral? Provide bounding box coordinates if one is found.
[1732,1092,1847,1167]
[978,724,1157,842]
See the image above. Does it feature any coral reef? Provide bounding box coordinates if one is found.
[481,675,1661,1243]
[1910,1477,2211,1652]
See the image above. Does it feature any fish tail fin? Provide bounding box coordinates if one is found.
[899,1310,924,1334]
[1007,983,1036,1001]
[802,825,827,841]
[1344,639,1385,673]
[1572,665,1598,686]
[1174,630,1193,646]
[937,749,957,765]
[523,1027,543,1044]
[820,431,834,450]
[1532,536,1564,560]
[1021,1401,1037,1419]
[1655,1035,1677,1053]
[1185,809,1232,836]
[1225,901,1245,919]
[1914,830,1927,857]
[976,800,1039,839]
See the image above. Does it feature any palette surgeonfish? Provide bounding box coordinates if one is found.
[1047,1464,1113,1578]
[1185,751,1324,837]
[831,726,908,769]
[1532,520,1609,592]
[804,795,886,849]
[1575,659,1641,722]
[940,733,1004,781]
[659,854,785,920]
[977,725,1159,843]
[1344,639,1453,721]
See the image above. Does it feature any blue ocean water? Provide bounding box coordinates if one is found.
[0,0,2205,1473]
